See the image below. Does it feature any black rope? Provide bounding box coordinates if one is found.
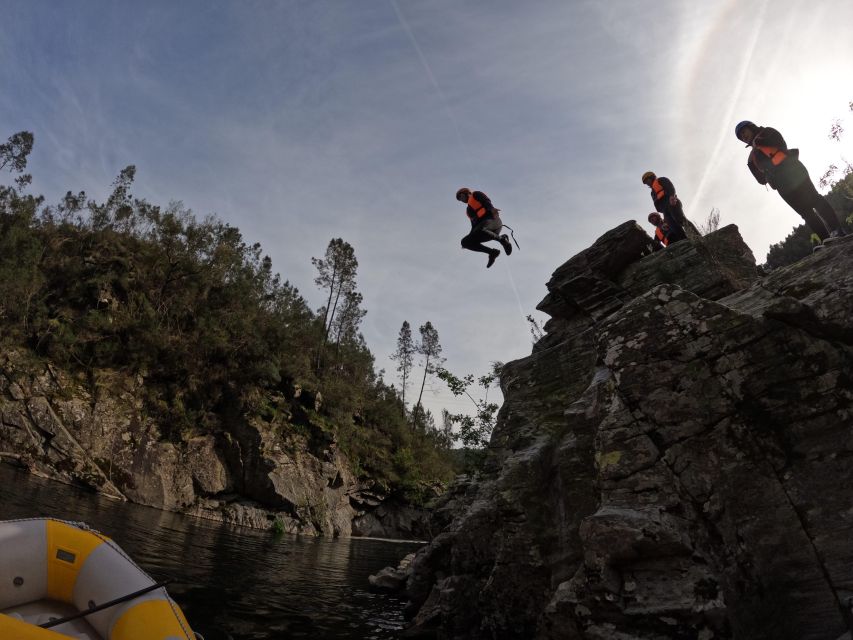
[502,224,521,250]
[40,579,173,629]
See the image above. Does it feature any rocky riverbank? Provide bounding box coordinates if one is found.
[0,354,432,538]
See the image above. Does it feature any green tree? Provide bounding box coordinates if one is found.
[819,100,853,223]
[312,238,358,370]
[437,409,454,450]
[330,289,366,364]
[0,131,33,173]
[827,173,853,225]
[764,172,853,270]
[436,364,501,450]
[0,131,43,332]
[765,224,817,270]
[390,320,414,416]
[413,321,444,430]
[820,100,853,191]
[0,130,458,502]
[88,165,136,231]
[0,131,34,190]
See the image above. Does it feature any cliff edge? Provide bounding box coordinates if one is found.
[403,223,853,639]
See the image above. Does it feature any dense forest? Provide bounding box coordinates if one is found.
[0,131,457,501]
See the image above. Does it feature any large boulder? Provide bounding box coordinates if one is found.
[403,228,853,639]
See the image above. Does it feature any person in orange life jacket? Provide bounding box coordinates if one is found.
[735,120,845,241]
[641,171,698,238]
[455,187,513,268]
[647,212,686,252]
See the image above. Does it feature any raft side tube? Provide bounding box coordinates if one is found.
[0,519,195,640]
[0,613,75,639]
[0,519,49,609]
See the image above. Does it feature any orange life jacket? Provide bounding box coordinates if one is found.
[756,145,787,166]
[655,227,669,246]
[651,179,666,203]
[467,193,489,219]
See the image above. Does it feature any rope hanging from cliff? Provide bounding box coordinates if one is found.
[500,248,527,323]
[502,224,521,251]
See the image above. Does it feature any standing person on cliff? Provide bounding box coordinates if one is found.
[641,171,699,238]
[647,212,686,251]
[456,187,513,268]
[735,120,846,242]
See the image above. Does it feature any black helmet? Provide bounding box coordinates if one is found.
[735,120,756,141]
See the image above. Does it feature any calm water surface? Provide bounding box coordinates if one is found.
[0,465,421,639]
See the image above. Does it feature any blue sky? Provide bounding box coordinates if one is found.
[2,0,852,421]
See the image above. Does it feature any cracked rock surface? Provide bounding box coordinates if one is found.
[403,224,853,639]
[0,359,430,538]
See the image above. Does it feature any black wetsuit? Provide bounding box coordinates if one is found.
[460,191,503,255]
[649,176,692,238]
[747,126,841,240]
[650,220,686,251]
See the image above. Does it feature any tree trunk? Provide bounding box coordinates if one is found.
[316,262,339,369]
[401,370,407,418]
[414,354,430,428]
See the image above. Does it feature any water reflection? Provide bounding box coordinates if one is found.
[0,465,419,639]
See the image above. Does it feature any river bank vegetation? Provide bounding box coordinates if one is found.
[0,131,457,502]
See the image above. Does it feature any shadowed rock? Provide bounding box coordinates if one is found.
[402,224,853,640]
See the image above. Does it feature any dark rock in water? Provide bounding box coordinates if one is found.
[403,224,853,639]
[369,552,416,593]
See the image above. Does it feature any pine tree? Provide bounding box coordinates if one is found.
[390,321,414,417]
[311,238,358,370]
[413,321,444,430]
[331,289,366,364]
[0,131,33,174]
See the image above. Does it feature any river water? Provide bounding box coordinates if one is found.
[0,464,422,639]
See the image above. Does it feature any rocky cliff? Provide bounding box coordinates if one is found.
[402,223,853,639]
[0,355,429,538]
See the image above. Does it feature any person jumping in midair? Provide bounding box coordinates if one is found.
[734,120,845,241]
[456,187,513,268]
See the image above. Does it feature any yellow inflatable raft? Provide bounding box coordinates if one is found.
[0,518,197,640]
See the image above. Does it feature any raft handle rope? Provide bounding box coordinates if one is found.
[40,578,174,629]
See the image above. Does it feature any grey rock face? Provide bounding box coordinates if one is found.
[353,502,430,539]
[404,226,853,639]
[0,354,428,538]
